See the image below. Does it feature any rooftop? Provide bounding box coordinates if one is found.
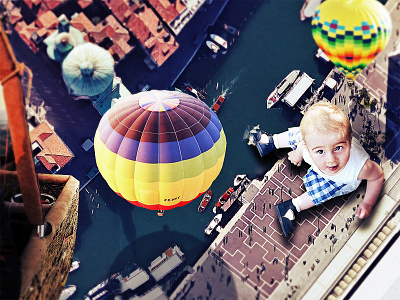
[29,122,74,172]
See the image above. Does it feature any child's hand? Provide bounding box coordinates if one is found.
[288,150,303,166]
[356,202,373,219]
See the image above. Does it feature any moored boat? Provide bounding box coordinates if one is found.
[210,33,228,49]
[206,40,220,53]
[70,259,80,272]
[267,70,300,109]
[84,272,122,300]
[267,70,314,109]
[60,285,76,300]
[85,264,149,300]
[300,0,322,21]
[198,190,212,213]
[213,187,234,213]
[315,48,331,64]
[205,214,223,235]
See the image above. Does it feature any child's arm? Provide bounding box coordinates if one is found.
[288,141,305,166]
[356,159,384,219]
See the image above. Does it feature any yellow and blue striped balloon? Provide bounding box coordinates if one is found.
[94,90,226,210]
[312,0,392,79]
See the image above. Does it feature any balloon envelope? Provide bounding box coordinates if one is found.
[94,90,226,210]
[311,0,392,79]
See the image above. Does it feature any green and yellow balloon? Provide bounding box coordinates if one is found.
[312,0,392,79]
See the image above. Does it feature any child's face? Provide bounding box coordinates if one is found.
[305,131,351,175]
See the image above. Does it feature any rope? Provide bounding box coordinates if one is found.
[0,23,32,105]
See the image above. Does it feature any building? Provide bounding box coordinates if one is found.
[101,0,179,66]
[29,121,74,173]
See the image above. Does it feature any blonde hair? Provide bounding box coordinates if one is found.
[300,102,351,144]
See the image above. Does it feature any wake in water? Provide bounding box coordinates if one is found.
[213,68,245,103]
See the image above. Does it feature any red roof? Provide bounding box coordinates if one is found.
[77,0,93,9]
[30,122,74,172]
[5,2,23,25]
[105,0,132,23]
[24,0,43,9]
[70,12,94,33]
[87,15,133,60]
[147,0,186,24]
[14,21,40,52]
[35,10,59,30]
[42,0,66,10]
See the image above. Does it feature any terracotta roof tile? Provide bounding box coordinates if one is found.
[70,12,94,33]
[37,156,55,170]
[30,122,74,171]
[87,15,133,60]
[14,21,40,52]
[101,0,179,66]
[126,15,150,43]
[9,9,23,25]
[24,0,43,9]
[77,0,93,9]
[42,0,66,10]
[104,0,131,22]
[35,10,59,30]
[147,0,183,23]
[33,2,50,17]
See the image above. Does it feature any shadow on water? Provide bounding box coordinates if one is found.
[103,195,137,244]
[108,225,204,272]
[108,226,241,300]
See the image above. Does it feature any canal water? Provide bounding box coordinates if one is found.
[66,0,332,298]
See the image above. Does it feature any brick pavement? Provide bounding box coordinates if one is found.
[173,155,348,299]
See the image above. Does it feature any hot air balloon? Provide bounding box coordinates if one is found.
[311,0,392,79]
[94,90,226,211]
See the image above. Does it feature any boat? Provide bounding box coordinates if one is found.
[211,93,226,113]
[206,40,220,53]
[213,187,234,213]
[59,285,76,300]
[84,271,122,300]
[85,264,149,300]
[205,214,223,235]
[198,190,212,213]
[315,48,331,64]
[210,33,228,49]
[233,174,247,187]
[183,82,206,99]
[70,259,80,272]
[266,70,300,108]
[157,209,164,216]
[266,70,314,109]
[223,23,238,35]
[300,0,322,21]
[221,175,250,212]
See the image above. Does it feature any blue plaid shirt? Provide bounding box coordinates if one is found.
[303,168,346,205]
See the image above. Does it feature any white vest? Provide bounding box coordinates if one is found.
[303,137,369,192]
